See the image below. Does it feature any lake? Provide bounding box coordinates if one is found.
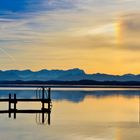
[0,88,140,140]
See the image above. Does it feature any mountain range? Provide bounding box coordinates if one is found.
[0,68,140,81]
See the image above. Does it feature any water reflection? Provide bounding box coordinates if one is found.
[0,88,52,125]
[0,88,139,140]
[52,90,140,102]
[0,89,139,102]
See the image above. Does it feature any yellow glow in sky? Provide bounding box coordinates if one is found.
[116,20,123,46]
[0,1,140,74]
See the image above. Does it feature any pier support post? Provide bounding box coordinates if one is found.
[8,94,11,118]
[42,87,45,124]
[48,88,51,108]
[48,88,51,125]
[48,111,50,125]
[14,94,17,119]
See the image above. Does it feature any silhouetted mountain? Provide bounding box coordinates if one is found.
[0,68,140,81]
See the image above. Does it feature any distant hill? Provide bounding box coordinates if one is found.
[0,68,140,82]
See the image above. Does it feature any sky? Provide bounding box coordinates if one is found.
[0,0,140,74]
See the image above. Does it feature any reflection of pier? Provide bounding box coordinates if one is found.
[0,87,52,125]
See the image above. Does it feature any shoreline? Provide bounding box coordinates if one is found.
[0,84,140,88]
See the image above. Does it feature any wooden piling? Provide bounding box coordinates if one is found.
[48,88,51,125]
[42,87,45,123]
[48,88,51,109]
[8,94,11,118]
[137,94,140,124]
[14,94,16,119]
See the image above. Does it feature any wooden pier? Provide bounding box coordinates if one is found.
[0,87,52,125]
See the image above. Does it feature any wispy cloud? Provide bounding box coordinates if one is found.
[0,0,140,73]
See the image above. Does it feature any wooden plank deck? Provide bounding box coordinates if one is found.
[0,98,50,102]
[0,109,50,114]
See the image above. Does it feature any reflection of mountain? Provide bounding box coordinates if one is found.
[52,90,140,102]
[0,68,140,81]
[0,89,139,103]
[0,90,35,98]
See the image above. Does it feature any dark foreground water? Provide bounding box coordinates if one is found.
[0,88,140,140]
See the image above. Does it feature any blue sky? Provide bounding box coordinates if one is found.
[0,0,75,18]
[0,0,41,16]
[0,0,30,12]
[0,0,140,74]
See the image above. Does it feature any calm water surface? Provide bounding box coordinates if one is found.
[0,88,139,140]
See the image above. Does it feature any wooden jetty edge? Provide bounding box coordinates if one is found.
[0,87,52,125]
